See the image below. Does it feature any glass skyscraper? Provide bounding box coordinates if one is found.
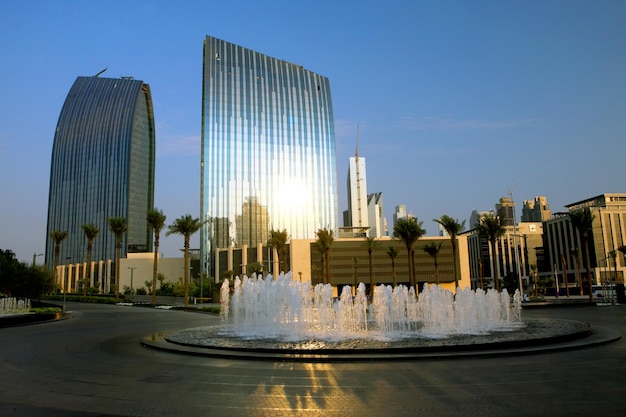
[201,35,338,275]
[45,75,155,274]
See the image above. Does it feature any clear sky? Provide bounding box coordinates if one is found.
[1,0,624,263]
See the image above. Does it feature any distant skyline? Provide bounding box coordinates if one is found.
[1,1,624,263]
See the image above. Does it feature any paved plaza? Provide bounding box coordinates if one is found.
[0,302,624,417]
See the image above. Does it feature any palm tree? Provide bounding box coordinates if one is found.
[315,228,334,284]
[247,261,263,276]
[364,237,378,298]
[108,217,127,301]
[569,208,595,301]
[166,214,203,308]
[352,257,358,295]
[81,223,100,296]
[423,242,442,285]
[475,214,506,291]
[49,230,68,291]
[147,208,167,305]
[386,246,399,287]
[267,229,289,275]
[393,218,425,289]
[434,215,466,291]
[570,247,582,295]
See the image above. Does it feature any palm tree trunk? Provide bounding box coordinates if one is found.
[561,255,569,297]
[115,242,121,301]
[53,245,60,291]
[582,237,593,301]
[411,248,416,290]
[368,251,374,298]
[152,236,159,305]
[84,244,91,297]
[451,240,458,290]
[325,251,330,284]
[406,249,412,288]
[184,237,189,308]
[491,240,500,291]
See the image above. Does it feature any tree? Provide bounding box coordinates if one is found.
[423,242,442,285]
[166,214,203,308]
[247,261,263,276]
[145,280,153,294]
[315,228,334,284]
[108,217,127,301]
[49,230,68,291]
[475,214,506,291]
[570,247,582,296]
[0,250,54,299]
[81,223,100,296]
[393,218,425,289]
[569,208,595,301]
[267,229,289,274]
[147,208,167,305]
[364,237,378,297]
[434,215,466,291]
[386,246,399,287]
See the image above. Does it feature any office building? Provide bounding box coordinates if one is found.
[496,197,516,226]
[393,204,410,227]
[543,193,626,291]
[346,152,368,230]
[521,196,552,222]
[201,36,338,277]
[45,75,155,290]
[367,192,387,237]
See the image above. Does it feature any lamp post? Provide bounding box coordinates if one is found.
[32,253,43,268]
[127,267,136,302]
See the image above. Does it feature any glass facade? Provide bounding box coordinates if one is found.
[201,35,338,276]
[45,76,155,270]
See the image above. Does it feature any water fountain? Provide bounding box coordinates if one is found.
[0,297,31,316]
[221,272,522,343]
[160,271,595,361]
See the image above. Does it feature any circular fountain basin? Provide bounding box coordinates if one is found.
[158,318,592,359]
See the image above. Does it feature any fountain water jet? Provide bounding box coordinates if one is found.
[0,297,31,316]
[219,272,522,342]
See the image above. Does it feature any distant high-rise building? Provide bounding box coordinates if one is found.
[201,35,338,275]
[496,197,516,226]
[45,75,155,282]
[367,192,387,237]
[346,151,368,230]
[393,204,409,227]
[469,209,495,229]
[521,196,552,222]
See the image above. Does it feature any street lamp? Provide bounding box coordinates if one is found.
[32,253,43,268]
[127,267,137,302]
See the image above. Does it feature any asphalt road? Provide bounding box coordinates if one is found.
[0,303,624,417]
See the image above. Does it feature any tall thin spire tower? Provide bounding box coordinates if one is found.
[346,124,368,232]
[354,124,364,227]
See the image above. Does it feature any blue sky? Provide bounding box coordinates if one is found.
[1,0,624,263]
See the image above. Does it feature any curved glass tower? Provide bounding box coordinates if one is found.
[201,35,338,276]
[45,76,155,274]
